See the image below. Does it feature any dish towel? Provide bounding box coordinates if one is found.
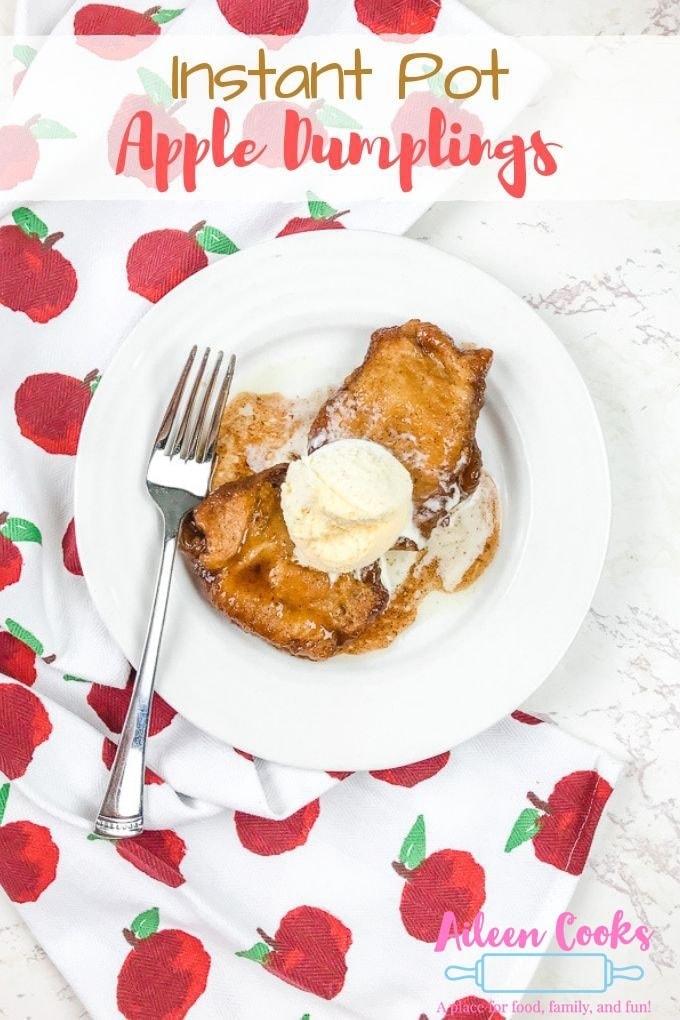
[0,2,620,1018]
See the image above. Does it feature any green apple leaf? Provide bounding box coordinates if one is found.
[64,673,87,683]
[306,192,337,220]
[12,207,48,239]
[151,8,185,24]
[315,105,361,130]
[236,941,270,964]
[0,783,9,826]
[13,45,37,69]
[4,618,43,656]
[137,68,174,109]
[301,1015,311,1020]
[0,517,42,544]
[399,814,426,870]
[30,119,76,140]
[426,69,448,98]
[130,907,159,939]
[196,226,238,256]
[504,807,542,853]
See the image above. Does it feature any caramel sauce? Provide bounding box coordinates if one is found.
[213,391,500,657]
[346,520,500,654]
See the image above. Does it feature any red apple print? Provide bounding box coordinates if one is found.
[355,0,441,39]
[420,997,505,1020]
[234,747,254,761]
[237,905,351,1000]
[15,370,98,455]
[115,829,186,887]
[235,800,319,856]
[0,208,77,323]
[0,514,42,591]
[102,737,163,785]
[117,907,210,1020]
[277,193,349,237]
[0,684,52,778]
[75,5,184,61]
[392,815,485,943]
[371,751,450,787]
[88,670,176,735]
[243,100,327,168]
[511,709,543,725]
[0,633,36,686]
[0,124,39,190]
[62,519,83,575]
[127,224,206,302]
[0,784,59,903]
[0,532,22,591]
[216,0,308,47]
[326,770,352,780]
[505,770,613,876]
[126,221,236,303]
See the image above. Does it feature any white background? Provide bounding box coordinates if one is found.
[1,0,679,1017]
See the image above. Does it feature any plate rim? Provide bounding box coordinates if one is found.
[75,229,611,769]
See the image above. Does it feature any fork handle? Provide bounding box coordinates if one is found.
[93,523,179,838]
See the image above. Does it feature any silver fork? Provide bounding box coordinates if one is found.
[93,346,235,839]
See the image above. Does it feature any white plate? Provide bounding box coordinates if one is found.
[75,231,610,770]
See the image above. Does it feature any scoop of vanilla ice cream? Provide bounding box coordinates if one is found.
[281,439,414,574]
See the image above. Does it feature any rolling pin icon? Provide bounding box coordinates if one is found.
[444,953,644,993]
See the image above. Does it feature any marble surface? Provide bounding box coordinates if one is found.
[1,0,679,1018]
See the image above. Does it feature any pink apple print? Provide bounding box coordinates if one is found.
[0,116,75,191]
[392,79,483,168]
[242,99,328,168]
[108,68,185,189]
[12,45,37,94]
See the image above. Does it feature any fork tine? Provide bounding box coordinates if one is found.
[184,351,223,463]
[154,345,197,450]
[171,348,210,459]
[199,354,235,464]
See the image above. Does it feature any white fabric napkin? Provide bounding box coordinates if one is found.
[0,2,620,1018]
